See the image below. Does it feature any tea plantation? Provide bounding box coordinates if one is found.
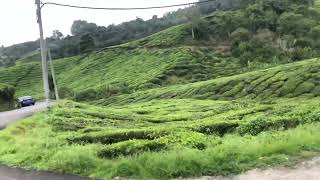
[0,1,320,179]
[316,0,320,11]
[0,97,320,179]
[0,58,320,178]
[0,46,275,100]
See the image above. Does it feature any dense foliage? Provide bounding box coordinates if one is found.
[0,83,15,112]
[0,83,15,101]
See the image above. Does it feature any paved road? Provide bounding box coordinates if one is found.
[0,102,94,180]
[0,166,92,180]
[0,102,47,130]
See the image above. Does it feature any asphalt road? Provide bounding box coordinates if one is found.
[0,102,47,130]
[0,102,94,180]
[0,166,92,180]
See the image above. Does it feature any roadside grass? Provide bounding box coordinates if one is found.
[0,98,320,179]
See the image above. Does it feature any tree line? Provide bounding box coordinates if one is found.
[0,0,246,67]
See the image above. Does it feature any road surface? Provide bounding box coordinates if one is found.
[0,166,92,180]
[0,102,48,130]
[0,102,94,180]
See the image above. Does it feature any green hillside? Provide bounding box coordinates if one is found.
[316,0,320,11]
[0,46,271,100]
[0,63,43,99]
[98,58,320,106]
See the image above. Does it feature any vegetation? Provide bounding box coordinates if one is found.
[0,46,264,100]
[0,98,320,179]
[97,58,320,106]
[0,0,238,67]
[2,0,318,67]
[0,0,320,179]
[0,83,15,112]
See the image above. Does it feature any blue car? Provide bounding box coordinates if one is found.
[17,96,36,108]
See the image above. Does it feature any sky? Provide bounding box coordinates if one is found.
[0,0,195,47]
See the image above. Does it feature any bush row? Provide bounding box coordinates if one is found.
[98,140,167,159]
[69,129,169,145]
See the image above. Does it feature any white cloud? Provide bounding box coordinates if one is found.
[0,0,194,47]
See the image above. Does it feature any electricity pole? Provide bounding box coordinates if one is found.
[35,0,50,107]
[47,48,60,100]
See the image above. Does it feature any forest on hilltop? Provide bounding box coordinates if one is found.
[2,0,317,67]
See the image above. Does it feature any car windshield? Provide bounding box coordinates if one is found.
[19,96,33,101]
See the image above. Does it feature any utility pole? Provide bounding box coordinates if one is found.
[35,0,50,107]
[47,48,60,100]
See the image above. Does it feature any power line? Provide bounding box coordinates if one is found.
[41,0,216,10]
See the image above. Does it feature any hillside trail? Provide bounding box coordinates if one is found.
[191,157,320,180]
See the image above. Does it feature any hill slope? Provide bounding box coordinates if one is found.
[98,58,320,106]
[316,0,320,11]
[1,0,319,100]
[0,46,270,99]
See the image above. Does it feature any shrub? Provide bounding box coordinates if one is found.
[74,89,100,101]
[193,122,239,136]
[58,87,74,99]
[0,83,15,101]
[238,117,272,136]
[69,129,169,145]
[98,140,167,158]
[293,81,315,96]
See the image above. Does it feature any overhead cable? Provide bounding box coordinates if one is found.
[41,0,216,10]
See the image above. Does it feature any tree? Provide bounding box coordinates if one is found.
[71,20,98,36]
[230,27,250,44]
[52,30,64,40]
[80,34,95,53]
[186,6,201,39]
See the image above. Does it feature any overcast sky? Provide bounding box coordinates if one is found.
[0,0,194,47]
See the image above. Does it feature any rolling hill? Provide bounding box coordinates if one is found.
[96,58,320,106]
[0,45,271,100]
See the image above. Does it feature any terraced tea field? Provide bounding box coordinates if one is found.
[98,58,320,106]
[316,0,320,11]
[0,46,271,100]
[0,98,320,179]
[0,63,43,99]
